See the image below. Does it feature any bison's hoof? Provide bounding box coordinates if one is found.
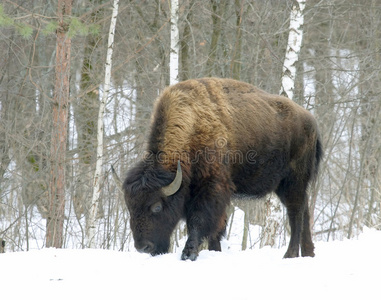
[301,245,315,257]
[301,251,315,257]
[283,249,299,259]
[181,252,198,261]
[181,246,198,261]
[182,240,199,261]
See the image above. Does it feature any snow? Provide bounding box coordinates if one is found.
[1,228,380,299]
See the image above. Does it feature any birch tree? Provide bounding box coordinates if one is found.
[261,0,306,248]
[170,0,179,85]
[280,0,306,99]
[86,0,119,248]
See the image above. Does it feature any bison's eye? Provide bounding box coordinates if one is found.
[151,202,162,213]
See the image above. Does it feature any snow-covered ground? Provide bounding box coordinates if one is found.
[1,228,379,300]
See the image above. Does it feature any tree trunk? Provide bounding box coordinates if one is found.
[73,27,101,220]
[260,196,282,248]
[242,210,249,250]
[279,0,306,99]
[180,0,195,81]
[46,0,72,248]
[87,0,119,248]
[230,0,244,80]
[170,0,179,86]
[205,0,227,77]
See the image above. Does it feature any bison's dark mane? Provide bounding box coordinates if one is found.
[123,160,176,197]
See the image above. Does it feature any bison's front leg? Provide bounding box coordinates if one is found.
[181,183,230,261]
[181,220,225,260]
[181,229,201,261]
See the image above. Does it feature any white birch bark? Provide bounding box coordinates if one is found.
[87,0,119,248]
[260,195,282,248]
[169,0,179,85]
[279,0,306,100]
[262,0,306,248]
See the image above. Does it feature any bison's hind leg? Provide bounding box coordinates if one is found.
[301,203,315,257]
[276,174,315,259]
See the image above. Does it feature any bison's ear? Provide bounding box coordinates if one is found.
[161,161,182,196]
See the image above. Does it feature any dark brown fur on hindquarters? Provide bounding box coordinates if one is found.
[123,78,323,261]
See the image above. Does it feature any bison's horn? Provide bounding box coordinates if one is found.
[161,161,182,196]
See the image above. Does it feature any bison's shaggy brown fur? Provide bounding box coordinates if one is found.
[124,78,322,260]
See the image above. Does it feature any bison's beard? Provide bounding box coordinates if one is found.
[150,239,170,256]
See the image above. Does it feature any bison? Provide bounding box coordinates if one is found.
[123,78,322,261]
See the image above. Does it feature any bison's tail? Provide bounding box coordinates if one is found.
[314,135,323,180]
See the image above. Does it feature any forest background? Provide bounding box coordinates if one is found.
[0,0,380,252]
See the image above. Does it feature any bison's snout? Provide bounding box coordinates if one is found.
[135,240,154,254]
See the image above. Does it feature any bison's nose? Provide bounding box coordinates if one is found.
[135,241,154,254]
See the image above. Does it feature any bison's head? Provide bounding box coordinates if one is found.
[123,160,183,256]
